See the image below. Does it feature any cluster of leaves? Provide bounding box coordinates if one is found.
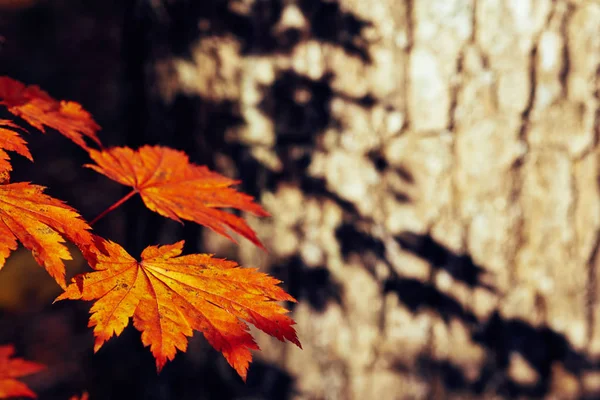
[0,77,300,398]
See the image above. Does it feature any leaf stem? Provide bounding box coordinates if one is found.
[90,190,137,226]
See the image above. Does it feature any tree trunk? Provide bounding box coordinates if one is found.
[144,0,600,398]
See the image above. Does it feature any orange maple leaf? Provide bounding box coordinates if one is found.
[87,145,270,249]
[0,76,101,150]
[56,238,300,380]
[0,182,93,288]
[0,345,44,399]
[0,120,32,182]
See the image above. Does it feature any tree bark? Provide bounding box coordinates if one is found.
[149,0,600,398]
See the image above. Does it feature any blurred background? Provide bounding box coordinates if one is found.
[1,0,600,399]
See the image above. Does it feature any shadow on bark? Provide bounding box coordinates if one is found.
[395,232,496,292]
[472,311,593,398]
[140,0,372,61]
[386,233,596,398]
[390,312,596,399]
[384,275,478,325]
[271,255,343,313]
[260,70,334,147]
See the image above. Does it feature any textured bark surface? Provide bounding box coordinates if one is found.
[155,1,600,398]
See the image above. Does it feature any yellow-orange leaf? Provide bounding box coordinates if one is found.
[0,76,101,150]
[0,120,32,182]
[0,345,44,399]
[56,237,300,380]
[0,182,93,288]
[87,146,269,249]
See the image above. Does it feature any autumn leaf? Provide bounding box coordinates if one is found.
[0,182,93,288]
[0,76,101,150]
[56,237,300,380]
[87,145,269,249]
[0,344,44,399]
[69,392,89,400]
[0,120,32,182]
